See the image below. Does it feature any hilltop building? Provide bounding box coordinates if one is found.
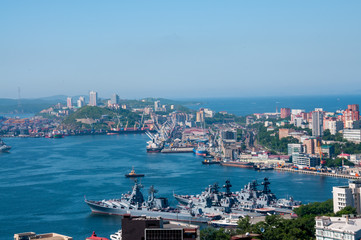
[333,180,361,214]
[154,100,161,111]
[89,91,98,106]
[77,96,85,108]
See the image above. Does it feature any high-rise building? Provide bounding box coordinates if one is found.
[77,96,85,108]
[89,91,97,106]
[343,104,360,129]
[196,109,204,123]
[280,108,291,118]
[154,101,160,111]
[67,97,72,108]
[312,111,324,137]
[111,93,119,105]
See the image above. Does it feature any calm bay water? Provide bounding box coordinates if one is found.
[0,134,348,239]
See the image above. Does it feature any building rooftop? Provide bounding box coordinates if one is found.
[14,232,73,240]
[316,216,361,233]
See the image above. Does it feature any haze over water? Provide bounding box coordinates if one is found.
[0,134,347,239]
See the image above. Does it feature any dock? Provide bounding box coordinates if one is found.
[161,147,194,153]
[275,167,361,179]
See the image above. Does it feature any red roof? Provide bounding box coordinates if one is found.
[86,232,109,240]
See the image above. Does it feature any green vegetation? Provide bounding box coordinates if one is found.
[322,129,344,142]
[256,125,298,154]
[333,142,361,155]
[62,106,141,130]
[200,199,357,240]
[324,158,355,167]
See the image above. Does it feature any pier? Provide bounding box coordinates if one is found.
[275,167,361,179]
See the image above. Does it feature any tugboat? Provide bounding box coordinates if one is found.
[0,138,11,152]
[125,167,145,178]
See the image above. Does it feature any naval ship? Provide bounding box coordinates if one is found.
[174,178,301,213]
[85,181,214,223]
[0,139,11,152]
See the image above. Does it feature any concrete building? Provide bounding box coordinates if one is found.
[333,180,361,214]
[343,104,360,129]
[121,215,200,240]
[343,129,361,143]
[280,108,291,118]
[279,128,292,139]
[196,109,204,123]
[287,143,303,156]
[66,97,72,108]
[324,118,344,135]
[292,153,320,167]
[111,93,119,105]
[203,108,215,118]
[221,129,237,142]
[321,145,334,158]
[315,216,361,240]
[77,96,85,108]
[154,100,161,111]
[246,116,254,126]
[14,232,73,240]
[89,91,98,106]
[312,110,324,137]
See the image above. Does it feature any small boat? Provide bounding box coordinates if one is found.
[86,231,109,240]
[125,167,145,178]
[110,230,122,240]
[202,159,221,165]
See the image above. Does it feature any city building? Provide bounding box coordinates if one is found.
[333,180,361,214]
[121,215,200,240]
[110,93,119,105]
[315,216,361,240]
[89,91,98,106]
[77,96,85,108]
[14,232,73,240]
[280,108,291,118]
[154,100,161,111]
[343,129,361,143]
[343,104,360,129]
[203,108,215,118]
[196,109,205,123]
[323,117,343,135]
[66,97,72,108]
[246,116,254,126]
[292,153,320,167]
[321,145,334,158]
[312,110,324,137]
[287,143,303,156]
[221,129,237,142]
[279,128,292,139]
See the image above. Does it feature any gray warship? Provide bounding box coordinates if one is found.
[174,178,301,214]
[85,181,214,223]
[0,139,11,152]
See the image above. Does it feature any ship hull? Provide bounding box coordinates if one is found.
[85,200,211,223]
[221,162,254,168]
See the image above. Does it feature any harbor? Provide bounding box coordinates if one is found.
[0,134,348,239]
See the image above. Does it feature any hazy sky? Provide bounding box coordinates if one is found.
[1,1,361,99]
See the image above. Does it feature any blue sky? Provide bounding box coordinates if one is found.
[1,1,361,99]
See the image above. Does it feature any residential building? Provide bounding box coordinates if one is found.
[14,232,73,240]
[315,216,361,240]
[333,180,361,214]
[246,116,254,126]
[89,91,98,106]
[350,154,361,165]
[321,145,334,158]
[312,111,324,137]
[343,104,360,129]
[77,96,85,108]
[288,143,303,156]
[279,128,292,139]
[221,129,237,142]
[292,153,320,167]
[203,108,215,118]
[324,117,343,135]
[196,109,205,123]
[111,93,119,105]
[154,100,161,111]
[343,129,361,143]
[280,108,291,118]
[66,97,72,108]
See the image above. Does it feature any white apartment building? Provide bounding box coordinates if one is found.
[315,216,361,240]
[324,120,344,135]
[343,129,361,143]
[89,91,98,106]
[333,180,361,214]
